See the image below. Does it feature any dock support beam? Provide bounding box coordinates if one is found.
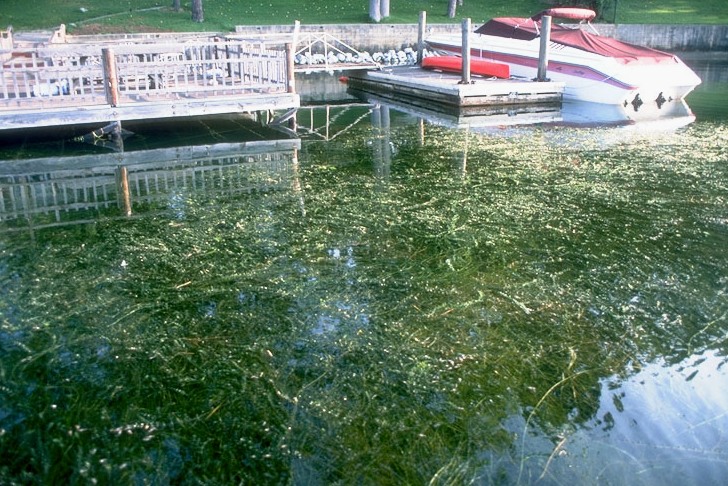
[75,121,127,151]
[460,18,471,85]
[101,48,119,107]
[537,15,552,82]
[417,11,427,65]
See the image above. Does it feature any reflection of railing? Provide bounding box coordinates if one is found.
[0,139,300,232]
[295,103,373,141]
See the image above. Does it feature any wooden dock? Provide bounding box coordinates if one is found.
[1,33,300,137]
[345,66,564,112]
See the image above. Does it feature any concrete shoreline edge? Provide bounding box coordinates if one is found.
[234,23,728,53]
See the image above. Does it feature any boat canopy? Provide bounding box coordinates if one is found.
[474,17,678,65]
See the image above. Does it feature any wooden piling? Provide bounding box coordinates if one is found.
[460,18,471,85]
[286,43,296,94]
[101,48,119,107]
[537,15,552,82]
[117,165,132,216]
[417,11,427,65]
[293,20,301,48]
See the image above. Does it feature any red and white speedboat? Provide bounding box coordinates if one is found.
[426,8,702,108]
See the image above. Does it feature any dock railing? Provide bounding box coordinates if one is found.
[1,39,294,111]
[0,27,12,62]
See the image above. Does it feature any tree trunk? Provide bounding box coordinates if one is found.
[447,0,457,19]
[172,0,181,12]
[192,0,204,22]
[369,0,382,22]
[381,0,390,19]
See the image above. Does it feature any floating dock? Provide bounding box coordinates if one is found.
[345,66,564,113]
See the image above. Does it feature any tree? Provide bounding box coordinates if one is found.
[172,0,181,12]
[381,0,390,18]
[447,0,457,18]
[369,0,390,22]
[192,0,204,22]
[370,0,381,22]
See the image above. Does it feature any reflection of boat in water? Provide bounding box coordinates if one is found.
[426,8,702,107]
[350,84,695,134]
[540,100,697,148]
[473,100,696,146]
[560,98,696,128]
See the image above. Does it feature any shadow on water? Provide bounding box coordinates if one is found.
[683,54,728,121]
[0,62,727,485]
[0,113,294,159]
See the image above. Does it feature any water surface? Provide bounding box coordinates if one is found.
[0,61,726,484]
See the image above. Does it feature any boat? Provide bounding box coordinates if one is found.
[425,8,702,108]
[421,55,511,79]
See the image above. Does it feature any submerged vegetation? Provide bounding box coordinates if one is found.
[1,113,727,482]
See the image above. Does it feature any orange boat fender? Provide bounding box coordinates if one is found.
[421,56,510,79]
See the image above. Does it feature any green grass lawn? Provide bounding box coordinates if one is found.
[2,1,727,34]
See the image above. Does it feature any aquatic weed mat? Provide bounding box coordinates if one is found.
[1,120,727,483]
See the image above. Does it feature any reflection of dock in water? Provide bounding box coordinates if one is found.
[0,138,300,233]
[350,90,562,129]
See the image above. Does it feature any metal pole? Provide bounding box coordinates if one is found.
[460,18,471,85]
[537,15,552,82]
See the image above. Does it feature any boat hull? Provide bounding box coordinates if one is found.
[426,34,701,108]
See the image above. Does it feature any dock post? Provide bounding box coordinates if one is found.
[460,18,471,85]
[537,15,552,82]
[293,20,301,49]
[417,11,427,65]
[286,42,296,94]
[101,48,119,107]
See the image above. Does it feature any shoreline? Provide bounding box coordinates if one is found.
[7,22,728,54]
